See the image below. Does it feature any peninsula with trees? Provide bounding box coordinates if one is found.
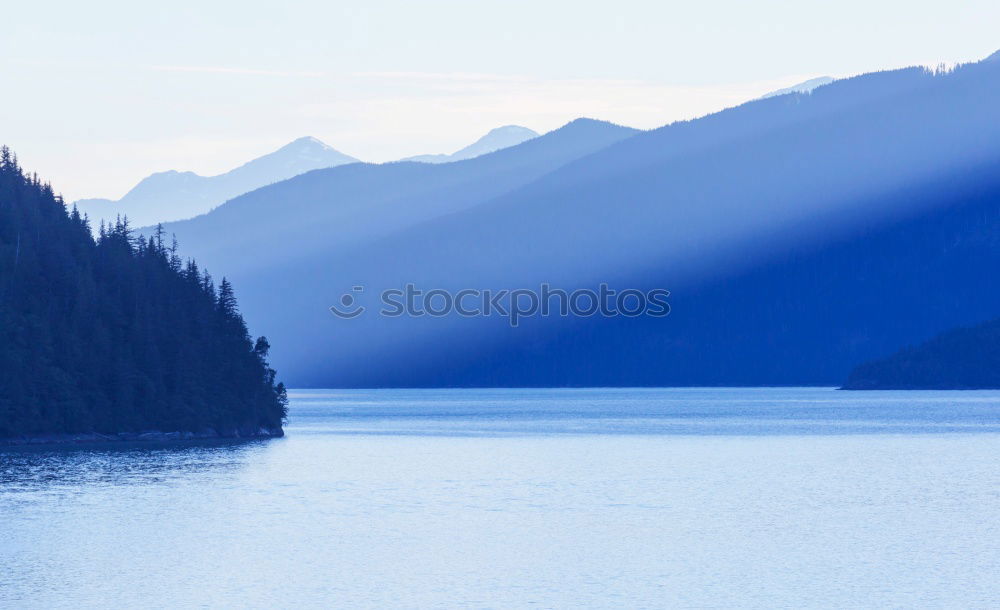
[0,147,287,443]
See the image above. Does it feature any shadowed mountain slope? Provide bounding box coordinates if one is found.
[843,317,1000,390]
[152,55,1000,387]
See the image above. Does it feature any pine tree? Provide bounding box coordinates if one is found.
[0,147,287,438]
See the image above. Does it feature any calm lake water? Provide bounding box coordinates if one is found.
[2,388,1000,608]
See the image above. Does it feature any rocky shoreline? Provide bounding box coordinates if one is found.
[1,426,284,447]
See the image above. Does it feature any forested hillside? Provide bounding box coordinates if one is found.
[843,318,1000,389]
[0,147,286,438]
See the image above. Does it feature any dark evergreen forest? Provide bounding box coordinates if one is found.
[0,147,287,438]
[843,318,1000,390]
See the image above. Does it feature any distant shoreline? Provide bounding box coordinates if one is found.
[0,426,284,447]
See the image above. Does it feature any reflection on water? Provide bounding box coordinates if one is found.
[2,388,1000,608]
[288,387,1000,436]
[0,440,268,492]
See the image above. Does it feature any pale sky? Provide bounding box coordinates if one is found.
[3,0,998,202]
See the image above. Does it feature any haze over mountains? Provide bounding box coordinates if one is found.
[402,125,539,163]
[75,125,541,230]
[75,137,358,228]
[143,119,637,276]
[760,76,835,98]
[141,50,1000,388]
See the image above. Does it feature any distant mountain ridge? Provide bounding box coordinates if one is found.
[77,127,541,228]
[74,136,358,228]
[132,49,1000,388]
[402,125,539,163]
[156,53,1000,388]
[278,57,1000,388]
[141,118,638,277]
[760,76,835,98]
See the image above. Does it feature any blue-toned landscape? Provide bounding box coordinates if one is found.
[4,1,1000,607]
[4,389,1000,607]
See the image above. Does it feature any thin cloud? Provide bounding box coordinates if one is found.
[149,65,325,77]
[351,71,529,83]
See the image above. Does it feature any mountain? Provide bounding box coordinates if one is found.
[985,49,1000,62]
[760,76,835,98]
[0,147,286,439]
[141,119,637,279]
[74,136,358,229]
[402,125,539,163]
[843,318,1000,389]
[270,57,1000,388]
[148,54,1000,388]
[137,118,637,383]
